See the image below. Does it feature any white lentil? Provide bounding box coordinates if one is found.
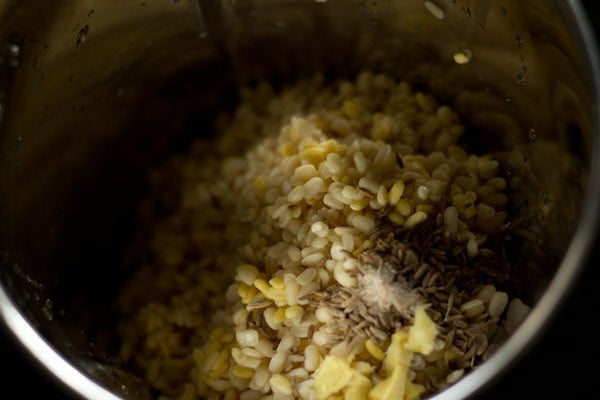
[476,203,496,218]
[256,339,276,358]
[232,348,262,369]
[296,282,319,303]
[287,186,305,203]
[292,164,318,184]
[376,185,388,206]
[241,390,263,400]
[237,264,259,286]
[310,221,329,238]
[301,252,326,267]
[296,268,317,285]
[446,369,465,384]
[444,206,458,233]
[303,177,325,198]
[277,333,297,353]
[242,347,265,359]
[297,380,314,400]
[264,307,282,330]
[342,258,358,271]
[291,322,312,338]
[236,329,259,347]
[330,242,346,260]
[417,185,430,200]
[341,233,355,251]
[312,330,329,346]
[287,246,302,262]
[467,238,478,258]
[488,291,509,318]
[310,237,329,249]
[460,298,486,318]
[269,351,289,373]
[353,151,368,173]
[477,284,497,304]
[315,307,332,323]
[334,264,356,288]
[325,152,343,174]
[405,211,427,229]
[249,365,270,391]
[284,278,300,306]
[322,193,344,209]
[351,214,375,233]
[358,176,380,194]
[388,181,405,205]
[287,368,309,380]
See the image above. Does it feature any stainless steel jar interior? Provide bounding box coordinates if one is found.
[1,0,599,399]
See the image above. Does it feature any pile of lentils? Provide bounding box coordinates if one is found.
[117,71,531,400]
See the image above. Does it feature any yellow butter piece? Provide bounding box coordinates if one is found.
[344,371,373,400]
[404,381,426,400]
[352,361,375,376]
[365,339,385,361]
[405,306,438,355]
[314,356,354,399]
[368,365,407,400]
[384,331,412,376]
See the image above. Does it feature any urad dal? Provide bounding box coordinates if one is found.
[117,71,532,400]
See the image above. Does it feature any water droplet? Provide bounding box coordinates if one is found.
[199,31,208,39]
[1,42,21,68]
[453,49,472,64]
[528,128,536,141]
[43,306,54,321]
[76,25,90,46]
[460,5,472,18]
[8,44,19,58]
[504,94,512,103]
[515,35,524,46]
[424,0,446,19]
[516,72,526,86]
[273,20,286,29]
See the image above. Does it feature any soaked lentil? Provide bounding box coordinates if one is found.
[117,71,531,400]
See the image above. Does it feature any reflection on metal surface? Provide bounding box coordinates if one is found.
[0,42,20,68]
[424,0,452,19]
[453,49,472,64]
[0,286,122,400]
